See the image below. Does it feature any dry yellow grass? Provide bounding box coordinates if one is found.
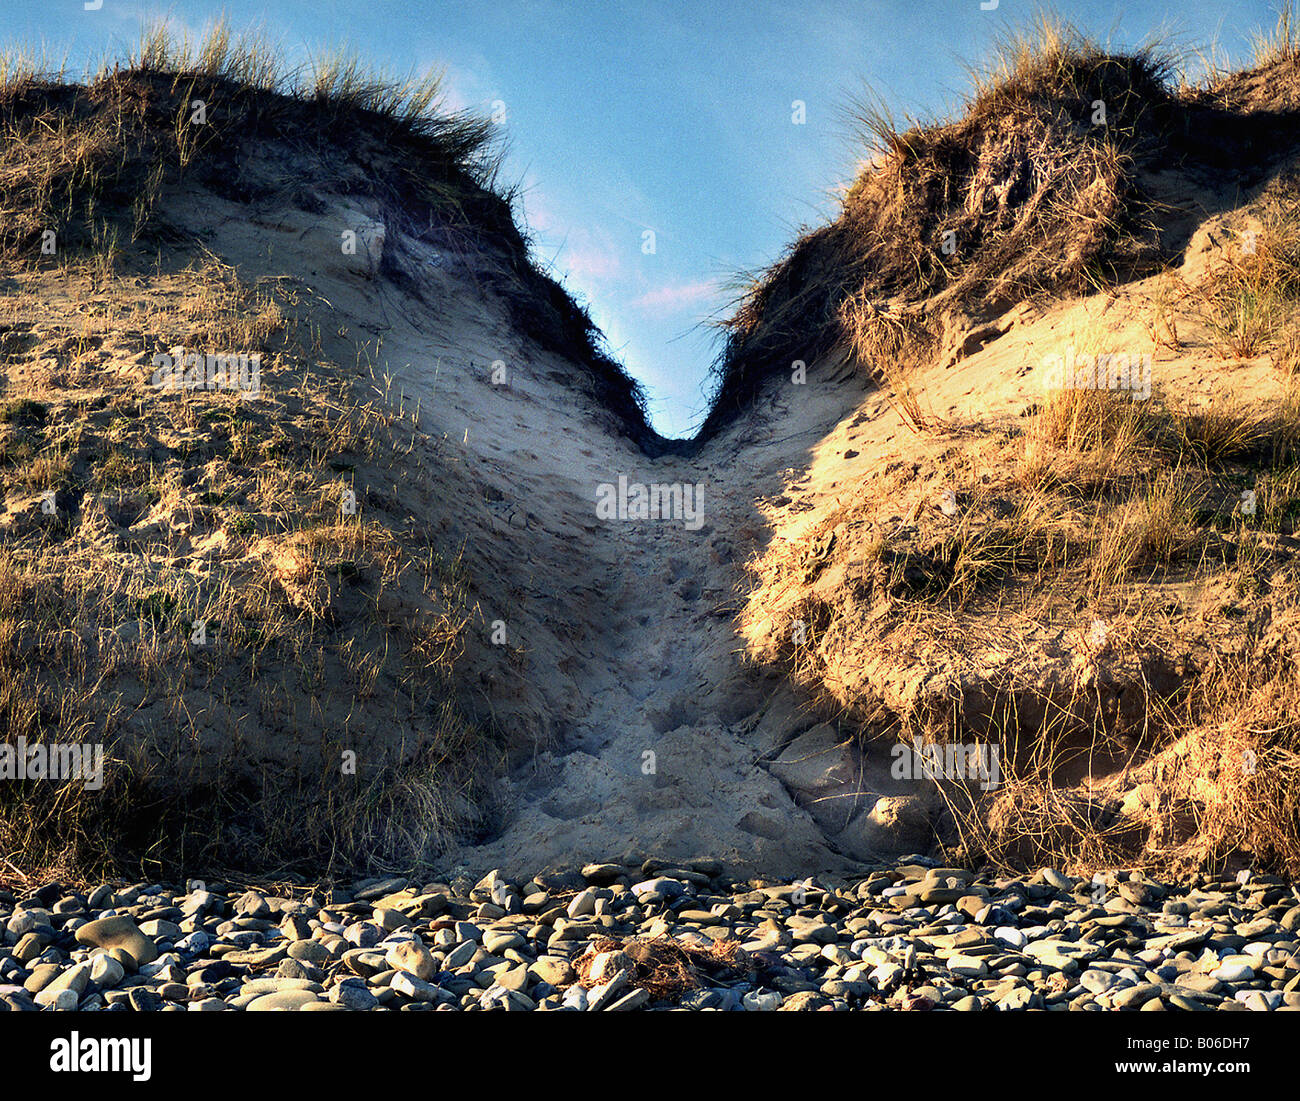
[731,5,1300,878]
[739,285,1300,878]
[0,252,495,880]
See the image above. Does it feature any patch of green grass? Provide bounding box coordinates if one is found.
[328,560,360,581]
[129,589,179,624]
[0,398,47,424]
[0,434,39,467]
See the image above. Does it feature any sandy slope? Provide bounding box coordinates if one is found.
[179,183,905,878]
[442,360,883,881]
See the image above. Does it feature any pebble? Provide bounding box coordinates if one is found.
[128,988,163,1012]
[74,916,159,968]
[386,940,435,981]
[246,989,321,1011]
[389,971,439,1003]
[1214,961,1256,983]
[330,979,379,1010]
[344,922,383,948]
[444,940,478,969]
[567,888,600,917]
[742,990,783,1011]
[607,987,649,1011]
[586,970,630,1010]
[993,927,1027,949]
[483,929,525,954]
[175,931,212,954]
[89,954,125,988]
[561,985,589,1011]
[529,957,576,986]
[289,941,333,967]
[37,988,80,1011]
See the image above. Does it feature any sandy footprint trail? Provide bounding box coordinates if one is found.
[427,338,874,880]
[400,322,876,879]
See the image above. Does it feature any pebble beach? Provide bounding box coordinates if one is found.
[5,857,1299,1013]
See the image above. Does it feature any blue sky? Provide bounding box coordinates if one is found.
[5,1,1290,436]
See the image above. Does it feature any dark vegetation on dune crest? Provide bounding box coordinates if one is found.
[0,24,657,450]
[701,13,1300,440]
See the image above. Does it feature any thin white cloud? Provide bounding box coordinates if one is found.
[435,56,499,115]
[628,279,721,315]
[556,224,624,284]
